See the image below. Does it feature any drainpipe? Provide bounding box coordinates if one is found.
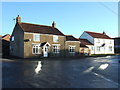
[64,36,66,58]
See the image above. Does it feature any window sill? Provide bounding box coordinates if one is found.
[34,41,40,42]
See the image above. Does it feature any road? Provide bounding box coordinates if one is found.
[2,55,120,88]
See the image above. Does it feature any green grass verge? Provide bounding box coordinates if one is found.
[90,54,115,56]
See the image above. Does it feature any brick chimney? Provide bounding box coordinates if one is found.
[52,21,56,28]
[103,31,106,35]
[16,15,21,23]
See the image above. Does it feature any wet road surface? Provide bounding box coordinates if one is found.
[2,55,120,88]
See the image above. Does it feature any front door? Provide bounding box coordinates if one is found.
[43,46,48,57]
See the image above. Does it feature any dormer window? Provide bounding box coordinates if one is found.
[34,34,40,41]
[11,36,14,41]
[53,35,58,42]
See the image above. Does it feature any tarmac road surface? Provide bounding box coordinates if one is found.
[2,55,120,88]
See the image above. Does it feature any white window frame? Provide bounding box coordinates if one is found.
[91,46,94,51]
[110,41,112,44]
[32,44,41,54]
[52,44,60,54]
[96,46,100,52]
[109,46,112,52]
[96,39,100,43]
[53,35,59,42]
[69,45,75,53]
[103,40,105,43]
[34,34,40,41]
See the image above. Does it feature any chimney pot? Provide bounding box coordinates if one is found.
[52,21,56,28]
[16,15,21,23]
[103,31,106,35]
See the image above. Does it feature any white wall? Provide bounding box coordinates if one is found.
[80,31,114,54]
[94,38,114,54]
[80,32,94,54]
[86,45,94,54]
[80,32,94,44]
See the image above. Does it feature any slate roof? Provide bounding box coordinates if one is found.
[40,42,47,47]
[19,22,65,36]
[80,43,88,48]
[78,39,93,45]
[2,34,11,41]
[66,35,79,41]
[85,31,112,39]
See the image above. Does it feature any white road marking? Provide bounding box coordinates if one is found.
[106,56,111,58]
[93,72,120,87]
[35,61,42,74]
[83,66,94,73]
[83,65,119,87]
[98,63,109,70]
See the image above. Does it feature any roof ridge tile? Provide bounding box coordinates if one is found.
[18,22,64,36]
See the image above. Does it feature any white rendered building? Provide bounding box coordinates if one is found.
[80,31,114,54]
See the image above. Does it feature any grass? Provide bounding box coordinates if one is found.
[90,54,115,57]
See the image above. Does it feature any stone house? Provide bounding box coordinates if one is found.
[2,34,11,56]
[10,15,82,58]
[79,44,90,56]
[80,31,114,54]
[77,39,90,56]
[78,39,93,55]
[65,35,80,57]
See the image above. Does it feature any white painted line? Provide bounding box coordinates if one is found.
[98,63,109,70]
[83,66,94,73]
[93,72,120,87]
[35,61,42,74]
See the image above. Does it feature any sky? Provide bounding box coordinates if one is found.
[1,2,118,38]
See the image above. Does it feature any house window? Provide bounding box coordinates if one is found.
[109,46,112,52]
[53,35,59,42]
[11,36,14,41]
[96,39,100,43]
[96,46,100,52]
[110,41,112,44]
[91,47,94,50]
[103,40,105,43]
[32,44,40,54]
[69,46,75,53]
[10,46,13,52]
[34,34,40,41]
[52,45,60,54]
